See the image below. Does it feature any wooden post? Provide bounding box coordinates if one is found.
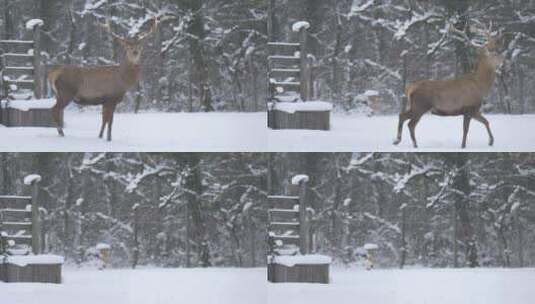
[514,207,524,267]
[267,0,274,41]
[298,179,308,255]
[1,55,8,100]
[400,204,407,269]
[32,23,43,99]
[452,203,458,268]
[30,179,41,255]
[185,202,191,268]
[132,205,139,269]
[299,26,309,101]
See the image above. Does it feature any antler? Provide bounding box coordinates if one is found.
[137,17,158,41]
[99,20,126,43]
[447,23,485,48]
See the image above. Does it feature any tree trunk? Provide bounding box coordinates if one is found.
[450,153,479,268]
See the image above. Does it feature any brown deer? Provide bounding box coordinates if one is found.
[393,24,505,148]
[48,18,157,141]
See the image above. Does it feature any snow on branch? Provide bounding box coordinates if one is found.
[394,11,439,40]
[350,0,375,17]
[363,59,401,80]
[364,212,401,234]
[393,164,433,193]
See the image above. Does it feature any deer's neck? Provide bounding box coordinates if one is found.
[473,55,497,95]
[119,59,141,89]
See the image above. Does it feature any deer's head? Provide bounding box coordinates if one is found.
[477,23,506,69]
[100,18,158,65]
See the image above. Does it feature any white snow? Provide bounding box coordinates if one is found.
[1,98,57,111]
[364,243,379,250]
[0,110,266,152]
[25,19,44,30]
[2,109,534,152]
[0,267,265,304]
[292,21,311,32]
[268,113,535,152]
[96,243,111,250]
[274,101,333,114]
[1,255,64,267]
[23,174,41,185]
[269,267,535,304]
[291,174,310,185]
[364,90,379,97]
[271,254,332,267]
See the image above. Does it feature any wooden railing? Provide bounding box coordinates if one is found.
[0,22,43,101]
[267,176,309,255]
[0,177,41,255]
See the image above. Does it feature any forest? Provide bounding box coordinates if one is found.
[0,0,267,112]
[1,152,534,269]
[0,153,267,268]
[269,0,535,114]
[270,153,535,268]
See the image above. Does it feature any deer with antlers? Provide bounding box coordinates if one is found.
[393,23,505,149]
[47,18,157,141]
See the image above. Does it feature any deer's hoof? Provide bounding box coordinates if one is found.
[393,138,401,145]
[489,139,494,146]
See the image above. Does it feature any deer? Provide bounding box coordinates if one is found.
[47,18,157,141]
[393,23,505,149]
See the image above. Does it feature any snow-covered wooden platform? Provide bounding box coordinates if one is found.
[268,101,332,131]
[0,99,60,127]
[0,255,63,284]
[268,255,331,284]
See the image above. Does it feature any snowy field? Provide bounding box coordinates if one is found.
[269,113,535,152]
[268,267,535,304]
[0,110,267,152]
[1,111,534,152]
[1,267,266,304]
[2,267,533,304]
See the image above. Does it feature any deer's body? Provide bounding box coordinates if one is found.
[49,18,156,141]
[394,31,504,149]
[49,63,140,105]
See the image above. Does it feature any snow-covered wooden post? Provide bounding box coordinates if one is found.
[298,178,308,255]
[295,21,311,101]
[132,204,140,269]
[27,19,44,99]
[24,174,42,255]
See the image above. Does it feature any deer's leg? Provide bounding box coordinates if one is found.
[407,113,423,148]
[105,102,118,142]
[472,112,494,146]
[99,106,108,139]
[461,114,472,149]
[52,98,68,137]
[393,110,412,145]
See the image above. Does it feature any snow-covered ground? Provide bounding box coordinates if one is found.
[0,110,267,152]
[1,267,266,304]
[268,113,535,152]
[269,267,535,304]
[1,111,534,152]
[2,267,533,304]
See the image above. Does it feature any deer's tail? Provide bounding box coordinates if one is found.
[403,83,417,112]
[47,66,62,96]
